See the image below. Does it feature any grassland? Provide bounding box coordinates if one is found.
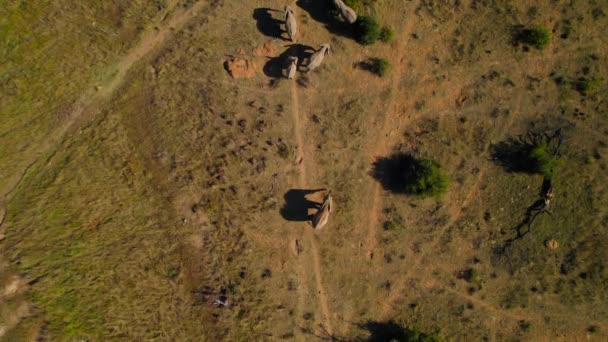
[1,0,607,340]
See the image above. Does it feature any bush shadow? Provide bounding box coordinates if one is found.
[296,0,356,39]
[253,8,287,40]
[490,138,536,174]
[371,152,417,194]
[356,58,383,75]
[263,43,315,78]
[280,189,325,221]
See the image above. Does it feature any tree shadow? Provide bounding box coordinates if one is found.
[263,43,315,78]
[371,153,417,194]
[280,189,325,221]
[296,0,356,39]
[513,198,548,238]
[355,321,441,342]
[253,8,287,40]
[490,138,536,174]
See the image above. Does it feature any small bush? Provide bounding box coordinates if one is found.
[515,26,551,49]
[529,143,561,179]
[462,268,482,287]
[372,153,449,197]
[371,58,390,77]
[276,141,291,159]
[380,26,395,42]
[406,159,449,196]
[573,77,602,96]
[355,16,381,45]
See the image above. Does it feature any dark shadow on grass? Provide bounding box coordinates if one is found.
[263,43,314,78]
[280,189,325,221]
[514,198,549,238]
[490,138,536,174]
[253,8,287,40]
[296,0,356,39]
[356,321,442,342]
[371,153,417,194]
[356,59,377,73]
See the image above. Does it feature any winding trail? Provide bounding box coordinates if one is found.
[289,80,334,337]
[361,5,420,261]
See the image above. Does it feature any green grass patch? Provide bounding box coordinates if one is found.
[514,26,551,49]
[529,143,562,179]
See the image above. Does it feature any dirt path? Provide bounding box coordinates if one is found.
[0,1,211,338]
[289,80,334,337]
[378,90,527,324]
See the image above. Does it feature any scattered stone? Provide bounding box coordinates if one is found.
[225,58,256,79]
[545,239,559,250]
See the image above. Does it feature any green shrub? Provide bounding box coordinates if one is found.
[373,153,449,196]
[573,77,602,96]
[369,57,390,77]
[355,16,381,45]
[380,26,394,42]
[515,26,551,49]
[406,159,449,197]
[462,268,482,287]
[529,143,561,179]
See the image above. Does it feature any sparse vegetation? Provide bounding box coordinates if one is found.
[554,75,602,97]
[383,207,404,232]
[573,76,602,96]
[461,268,483,287]
[514,26,551,49]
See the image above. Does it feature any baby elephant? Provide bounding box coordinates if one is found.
[306,44,330,72]
[285,56,298,79]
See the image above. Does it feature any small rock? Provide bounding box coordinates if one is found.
[545,239,559,250]
[225,58,256,79]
